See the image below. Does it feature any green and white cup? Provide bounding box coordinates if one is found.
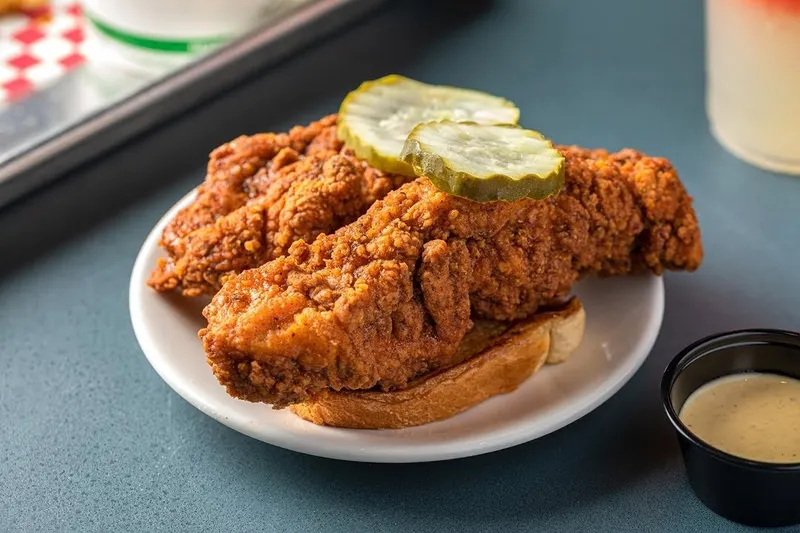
[80,0,277,72]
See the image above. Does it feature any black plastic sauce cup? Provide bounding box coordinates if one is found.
[661,329,800,527]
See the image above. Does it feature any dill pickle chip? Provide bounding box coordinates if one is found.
[337,75,519,175]
[400,121,565,202]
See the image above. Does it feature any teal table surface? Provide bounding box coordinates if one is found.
[2,0,799,531]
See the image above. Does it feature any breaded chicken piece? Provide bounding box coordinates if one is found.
[158,115,341,260]
[149,115,409,296]
[201,147,703,408]
[149,152,408,296]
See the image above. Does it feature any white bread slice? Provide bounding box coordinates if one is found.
[291,298,585,429]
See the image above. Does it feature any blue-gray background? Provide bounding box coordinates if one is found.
[2,0,798,531]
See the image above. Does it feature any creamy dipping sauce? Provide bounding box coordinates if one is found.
[679,373,800,464]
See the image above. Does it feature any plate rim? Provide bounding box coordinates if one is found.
[129,188,665,463]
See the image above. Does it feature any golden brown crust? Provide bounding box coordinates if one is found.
[202,144,702,408]
[151,118,701,303]
[161,115,340,253]
[290,298,585,429]
[148,115,410,296]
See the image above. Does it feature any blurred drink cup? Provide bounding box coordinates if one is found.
[706,0,800,174]
[80,0,275,72]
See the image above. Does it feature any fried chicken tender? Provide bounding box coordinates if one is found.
[201,146,703,408]
[161,115,340,252]
[148,115,408,296]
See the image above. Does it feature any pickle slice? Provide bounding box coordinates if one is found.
[400,121,565,202]
[337,75,519,175]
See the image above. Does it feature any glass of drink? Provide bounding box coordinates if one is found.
[706,0,800,174]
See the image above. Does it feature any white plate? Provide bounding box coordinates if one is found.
[130,190,664,463]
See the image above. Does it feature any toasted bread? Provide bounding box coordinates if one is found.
[290,298,586,429]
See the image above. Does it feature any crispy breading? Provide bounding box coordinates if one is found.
[160,115,340,254]
[148,115,409,295]
[200,146,703,408]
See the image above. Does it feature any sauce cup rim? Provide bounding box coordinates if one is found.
[661,328,800,471]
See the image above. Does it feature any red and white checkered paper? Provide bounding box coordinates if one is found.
[0,1,85,105]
